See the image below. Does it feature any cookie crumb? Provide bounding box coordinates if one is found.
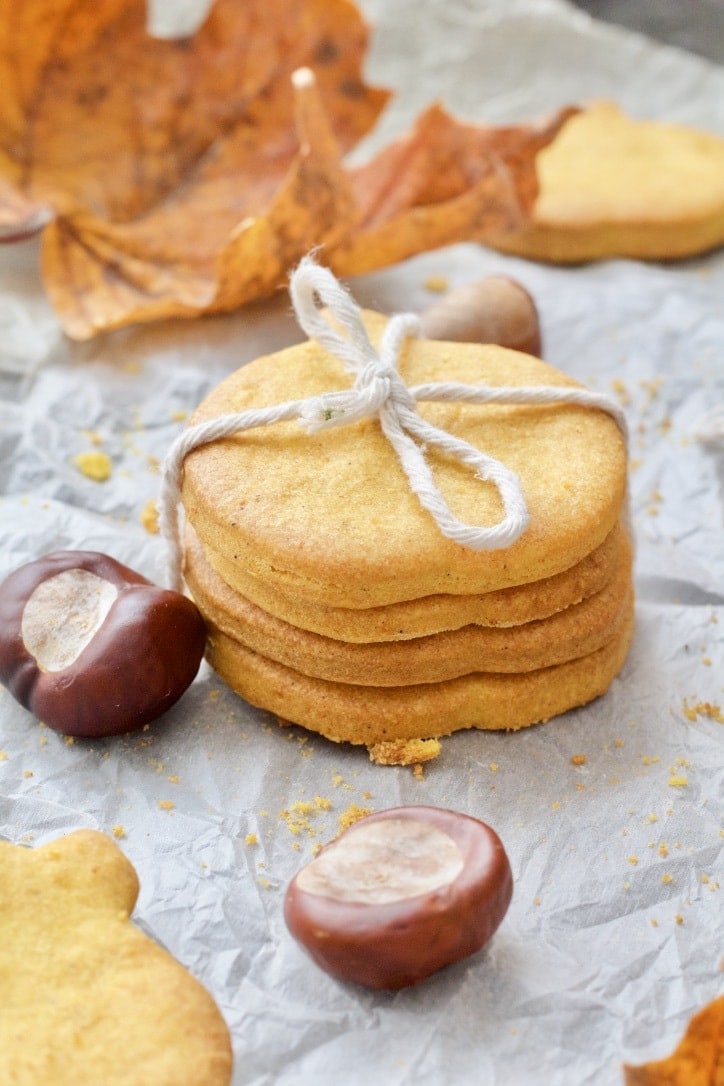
[338,804,373,833]
[244,833,258,846]
[570,754,587,766]
[158,800,175,811]
[111,824,126,839]
[423,275,448,293]
[610,378,631,405]
[280,799,332,838]
[73,451,112,482]
[140,498,159,534]
[368,738,441,766]
[683,699,723,723]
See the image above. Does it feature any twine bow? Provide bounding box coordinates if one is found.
[159,256,627,591]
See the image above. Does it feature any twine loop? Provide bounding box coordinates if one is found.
[159,256,628,591]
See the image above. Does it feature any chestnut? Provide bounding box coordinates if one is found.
[284,805,513,990]
[0,550,207,738]
[420,275,542,357]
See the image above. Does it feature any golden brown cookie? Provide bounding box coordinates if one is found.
[186,526,633,684]
[0,830,232,1086]
[205,595,634,746]
[182,314,627,607]
[488,101,724,263]
[188,519,626,641]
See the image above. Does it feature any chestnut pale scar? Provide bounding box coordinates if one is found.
[21,569,118,672]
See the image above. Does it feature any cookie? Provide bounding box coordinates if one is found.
[181,313,627,607]
[0,829,232,1085]
[186,525,633,684]
[172,262,632,750]
[205,596,634,746]
[187,519,626,641]
[488,101,724,263]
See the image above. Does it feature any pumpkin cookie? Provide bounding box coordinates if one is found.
[0,830,232,1086]
[489,101,724,263]
[174,265,632,751]
[187,519,627,641]
[181,313,627,608]
[205,596,634,747]
[186,526,633,685]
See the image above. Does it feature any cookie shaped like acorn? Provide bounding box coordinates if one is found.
[284,805,513,990]
[0,550,207,738]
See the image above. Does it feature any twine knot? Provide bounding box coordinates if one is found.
[159,255,628,592]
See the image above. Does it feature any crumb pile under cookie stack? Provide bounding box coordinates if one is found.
[180,302,633,756]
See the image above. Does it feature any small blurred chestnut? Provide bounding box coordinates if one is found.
[420,275,542,356]
[284,805,513,990]
[0,550,207,738]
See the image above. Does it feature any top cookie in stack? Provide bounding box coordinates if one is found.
[179,275,632,759]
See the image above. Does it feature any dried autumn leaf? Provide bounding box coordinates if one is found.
[0,0,568,339]
[329,103,577,276]
[0,177,52,241]
[623,996,724,1086]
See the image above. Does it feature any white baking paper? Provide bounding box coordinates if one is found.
[1,2,722,1083]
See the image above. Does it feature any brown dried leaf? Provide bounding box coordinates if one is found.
[39,69,360,337]
[0,177,52,240]
[0,0,568,339]
[623,996,724,1086]
[329,104,577,276]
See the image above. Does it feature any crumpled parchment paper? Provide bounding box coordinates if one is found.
[0,2,722,1083]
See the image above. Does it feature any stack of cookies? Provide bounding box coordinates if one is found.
[180,309,633,757]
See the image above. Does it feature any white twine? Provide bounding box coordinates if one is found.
[159,256,628,592]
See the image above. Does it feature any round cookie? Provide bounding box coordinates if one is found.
[488,101,724,263]
[186,520,626,641]
[185,527,633,685]
[204,598,635,746]
[182,313,627,608]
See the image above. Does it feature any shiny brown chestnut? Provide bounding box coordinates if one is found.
[284,805,513,990]
[420,275,542,357]
[0,550,207,738]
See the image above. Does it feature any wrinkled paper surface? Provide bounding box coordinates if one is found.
[1,2,722,1083]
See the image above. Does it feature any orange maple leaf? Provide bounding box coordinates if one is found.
[623,996,724,1085]
[0,0,569,339]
